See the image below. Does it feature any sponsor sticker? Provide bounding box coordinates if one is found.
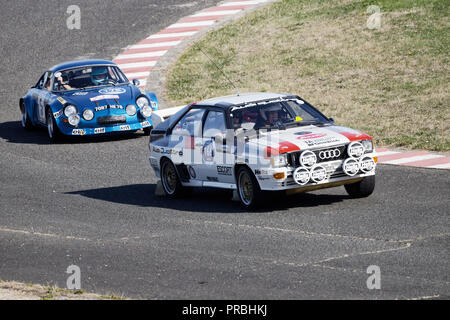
[94,104,123,112]
[120,125,131,131]
[72,92,88,96]
[94,127,105,134]
[217,166,232,176]
[141,121,150,128]
[72,129,86,135]
[98,88,126,95]
[57,97,67,105]
[90,95,120,102]
[53,109,63,119]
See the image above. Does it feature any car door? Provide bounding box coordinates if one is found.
[168,107,206,179]
[34,71,53,124]
[201,109,234,184]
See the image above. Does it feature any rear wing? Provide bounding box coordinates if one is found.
[151,105,186,128]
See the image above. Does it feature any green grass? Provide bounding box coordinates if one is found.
[166,0,450,151]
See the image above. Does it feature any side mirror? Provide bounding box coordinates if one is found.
[132,79,140,86]
[329,117,335,123]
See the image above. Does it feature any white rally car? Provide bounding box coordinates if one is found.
[149,93,377,209]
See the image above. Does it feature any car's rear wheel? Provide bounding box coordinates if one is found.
[20,102,33,130]
[160,159,185,198]
[46,108,62,142]
[236,166,263,210]
[344,175,375,198]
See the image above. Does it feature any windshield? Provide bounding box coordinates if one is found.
[52,65,128,91]
[230,99,329,130]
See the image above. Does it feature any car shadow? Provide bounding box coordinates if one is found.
[66,183,349,213]
[0,121,146,145]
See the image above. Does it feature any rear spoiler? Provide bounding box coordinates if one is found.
[151,105,186,128]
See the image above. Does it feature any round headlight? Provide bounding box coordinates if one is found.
[359,156,376,173]
[82,109,94,121]
[140,105,152,118]
[361,139,373,153]
[126,104,137,116]
[310,165,327,183]
[136,96,149,108]
[343,158,359,176]
[293,167,310,185]
[68,114,80,126]
[347,141,365,158]
[300,150,317,167]
[64,105,78,117]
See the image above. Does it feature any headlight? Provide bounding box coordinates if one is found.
[140,105,152,118]
[300,150,317,167]
[126,104,137,116]
[136,96,150,108]
[68,114,80,126]
[64,105,78,117]
[271,154,288,167]
[82,109,94,121]
[361,139,373,153]
[347,141,365,158]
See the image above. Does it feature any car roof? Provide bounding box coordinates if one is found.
[194,92,297,108]
[49,59,116,72]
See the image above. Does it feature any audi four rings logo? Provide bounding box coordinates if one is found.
[319,148,341,160]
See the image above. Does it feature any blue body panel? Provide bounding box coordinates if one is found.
[20,60,158,136]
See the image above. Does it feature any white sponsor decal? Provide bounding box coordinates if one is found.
[99,88,126,95]
[72,92,88,96]
[94,105,123,112]
[72,129,86,135]
[53,109,63,119]
[120,125,131,131]
[94,127,105,134]
[90,95,120,102]
[141,121,150,128]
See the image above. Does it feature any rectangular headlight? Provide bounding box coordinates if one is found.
[361,139,374,153]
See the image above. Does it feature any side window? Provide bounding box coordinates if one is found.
[203,111,226,138]
[35,74,46,89]
[172,108,206,137]
[43,72,52,91]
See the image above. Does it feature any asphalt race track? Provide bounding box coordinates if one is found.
[0,1,449,299]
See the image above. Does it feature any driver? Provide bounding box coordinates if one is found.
[90,66,110,85]
[55,72,74,90]
[256,105,282,128]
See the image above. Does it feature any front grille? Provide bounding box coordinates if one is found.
[287,145,347,166]
[97,115,126,125]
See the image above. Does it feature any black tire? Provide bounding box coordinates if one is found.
[160,159,185,198]
[143,126,152,136]
[46,108,62,143]
[236,166,264,210]
[344,175,375,198]
[20,101,34,130]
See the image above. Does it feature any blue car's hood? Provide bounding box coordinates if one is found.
[58,84,138,109]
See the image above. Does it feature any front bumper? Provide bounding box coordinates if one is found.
[58,120,151,136]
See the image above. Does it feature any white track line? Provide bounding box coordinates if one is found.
[124,71,150,78]
[190,10,241,17]
[220,1,268,6]
[129,41,181,50]
[116,50,167,60]
[147,31,198,39]
[376,151,400,157]
[427,163,450,169]
[116,61,157,69]
[383,154,444,165]
[167,21,216,28]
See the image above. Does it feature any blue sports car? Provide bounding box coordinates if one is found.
[19,59,158,142]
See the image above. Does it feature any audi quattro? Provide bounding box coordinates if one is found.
[20,59,158,142]
[149,92,377,209]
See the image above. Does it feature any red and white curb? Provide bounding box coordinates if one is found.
[376,148,450,170]
[112,0,272,88]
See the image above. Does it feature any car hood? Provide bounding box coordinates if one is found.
[58,84,138,109]
[245,124,372,153]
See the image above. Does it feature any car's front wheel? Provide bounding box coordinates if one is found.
[236,166,263,210]
[46,108,62,142]
[160,159,185,198]
[344,175,375,198]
